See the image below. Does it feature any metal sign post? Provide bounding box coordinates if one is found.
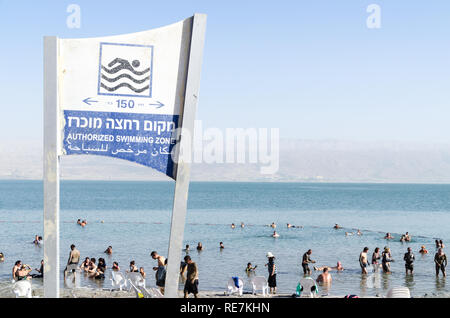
[165,13,207,298]
[43,36,60,298]
[43,14,206,298]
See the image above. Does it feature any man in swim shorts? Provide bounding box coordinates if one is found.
[302,249,315,275]
[435,248,447,277]
[151,251,167,294]
[64,244,80,278]
[359,247,370,274]
[404,247,415,275]
[183,255,199,298]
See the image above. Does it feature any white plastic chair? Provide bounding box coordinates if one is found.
[110,271,128,291]
[127,272,145,289]
[138,286,164,298]
[128,280,144,298]
[226,277,244,296]
[13,280,32,298]
[386,287,411,298]
[149,287,164,298]
[251,276,269,296]
[299,277,318,298]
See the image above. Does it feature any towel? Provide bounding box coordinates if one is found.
[232,276,240,288]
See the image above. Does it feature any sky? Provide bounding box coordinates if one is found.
[0,0,449,143]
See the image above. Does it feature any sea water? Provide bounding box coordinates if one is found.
[0,180,449,297]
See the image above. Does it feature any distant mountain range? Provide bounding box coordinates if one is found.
[1,139,450,183]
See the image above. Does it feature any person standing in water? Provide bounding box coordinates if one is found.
[359,247,370,274]
[371,247,381,271]
[64,244,80,279]
[151,251,166,294]
[265,252,277,294]
[183,255,199,298]
[404,247,415,275]
[434,248,447,277]
[302,249,315,275]
[316,267,332,284]
[382,247,394,273]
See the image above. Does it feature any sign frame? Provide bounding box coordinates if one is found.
[43,13,207,298]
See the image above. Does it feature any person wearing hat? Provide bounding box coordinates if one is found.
[419,245,428,254]
[265,252,277,294]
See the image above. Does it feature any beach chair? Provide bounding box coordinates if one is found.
[251,276,269,296]
[127,272,145,288]
[13,280,32,298]
[298,277,318,298]
[110,271,128,291]
[386,287,411,298]
[138,286,164,298]
[226,277,244,296]
[128,280,145,298]
[149,288,164,298]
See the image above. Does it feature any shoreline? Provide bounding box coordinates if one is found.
[1,286,443,298]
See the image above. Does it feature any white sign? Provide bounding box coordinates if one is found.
[58,19,194,178]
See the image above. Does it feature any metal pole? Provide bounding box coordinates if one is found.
[43,36,60,298]
[164,13,207,298]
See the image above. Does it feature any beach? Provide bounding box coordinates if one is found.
[0,181,449,298]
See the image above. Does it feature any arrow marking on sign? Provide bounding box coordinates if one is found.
[148,101,165,108]
[83,97,99,106]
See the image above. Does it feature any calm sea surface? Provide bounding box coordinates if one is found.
[0,180,449,297]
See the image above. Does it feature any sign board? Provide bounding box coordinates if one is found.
[43,14,207,298]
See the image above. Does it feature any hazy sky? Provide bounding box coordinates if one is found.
[1,0,449,143]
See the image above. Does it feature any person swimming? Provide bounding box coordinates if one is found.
[0,252,4,262]
[112,261,120,271]
[231,223,235,229]
[245,262,257,273]
[356,229,362,236]
[219,242,225,249]
[333,224,342,229]
[419,245,428,254]
[240,222,245,228]
[129,260,138,273]
[384,233,394,239]
[270,222,276,229]
[104,246,113,255]
[314,261,344,272]
[272,231,280,238]
[196,242,203,251]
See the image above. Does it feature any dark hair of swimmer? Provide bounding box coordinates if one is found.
[323,267,328,273]
[184,255,191,262]
[363,247,369,252]
[90,258,96,263]
[15,260,21,266]
[375,247,379,253]
[70,244,75,249]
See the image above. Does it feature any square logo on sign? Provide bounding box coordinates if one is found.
[98,42,153,98]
